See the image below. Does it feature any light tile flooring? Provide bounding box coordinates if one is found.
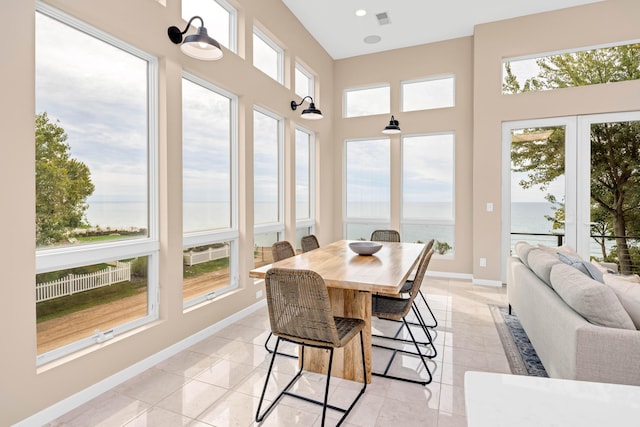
[47,278,509,427]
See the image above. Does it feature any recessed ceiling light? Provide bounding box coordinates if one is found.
[355,9,367,17]
[363,35,381,44]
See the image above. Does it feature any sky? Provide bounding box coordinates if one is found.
[35,4,554,234]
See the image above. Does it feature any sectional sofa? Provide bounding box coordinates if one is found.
[506,242,640,385]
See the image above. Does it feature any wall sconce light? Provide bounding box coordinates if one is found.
[291,96,323,120]
[382,115,401,134]
[168,16,223,61]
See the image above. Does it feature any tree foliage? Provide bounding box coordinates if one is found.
[506,44,640,273]
[36,113,94,246]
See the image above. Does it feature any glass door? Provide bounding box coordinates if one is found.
[502,118,577,282]
[578,112,640,275]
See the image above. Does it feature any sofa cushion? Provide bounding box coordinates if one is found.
[550,263,635,330]
[538,243,581,259]
[603,274,640,329]
[557,252,604,283]
[527,249,562,286]
[514,241,535,267]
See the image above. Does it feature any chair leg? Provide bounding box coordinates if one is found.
[374,306,438,359]
[264,331,298,359]
[418,289,438,328]
[372,316,434,385]
[256,335,367,426]
[372,317,433,385]
[256,338,303,423]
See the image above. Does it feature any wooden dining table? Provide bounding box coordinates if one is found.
[249,239,426,383]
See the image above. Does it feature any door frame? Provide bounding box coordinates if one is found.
[501,117,577,283]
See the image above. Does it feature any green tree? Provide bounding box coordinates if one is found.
[36,113,94,246]
[506,44,640,274]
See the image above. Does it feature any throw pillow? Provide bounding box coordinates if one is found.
[528,249,562,287]
[557,252,604,283]
[603,274,640,329]
[550,264,635,330]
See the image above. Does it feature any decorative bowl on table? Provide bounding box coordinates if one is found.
[349,241,383,256]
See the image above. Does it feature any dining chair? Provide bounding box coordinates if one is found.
[263,240,297,358]
[371,248,436,385]
[400,239,438,328]
[301,234,320,252]
[370,229,401,242]
[256,268,367,427]
[271,240,295,262]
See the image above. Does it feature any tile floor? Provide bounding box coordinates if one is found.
[47,278,509,427]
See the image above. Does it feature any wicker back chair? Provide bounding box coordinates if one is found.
[371,248,435,385]
[301,234,320,253]
[256,268,367,426]
[271,240,295,262]
[264,240,297,358]
[370,229,401,242]
[400,239,438,327]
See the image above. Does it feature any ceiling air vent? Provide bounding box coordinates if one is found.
[376,12,390,25]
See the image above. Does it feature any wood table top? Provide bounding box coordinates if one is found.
[249,239,426,294]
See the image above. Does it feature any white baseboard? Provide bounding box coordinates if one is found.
[14,300,267,427]
[472,277,504,287]
[426,270,473,281]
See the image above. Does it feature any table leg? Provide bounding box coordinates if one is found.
[302,289,371,383]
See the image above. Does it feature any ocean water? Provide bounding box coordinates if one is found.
[84,200,607,257]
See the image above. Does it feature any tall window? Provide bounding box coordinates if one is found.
[344,85,390,118]
[35,5,158,364]
[254,108,283,266]
[182,74,238,307]
[253,28,283,84]
[402,76,455,112]
[344,139,390,239]
[295,127,315,248]
[295,63,314,99]
[182,0,237,53]
[402,134,455,254]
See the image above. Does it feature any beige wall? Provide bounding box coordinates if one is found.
[0,0,334,424]
[2,0,640,423]
[472,0,640,281]
[333,37,474,275]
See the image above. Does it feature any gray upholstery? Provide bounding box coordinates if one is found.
[550,263,634,330]
[527,249,562,286]
[507,256,640,385]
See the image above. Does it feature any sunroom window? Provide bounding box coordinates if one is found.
[35,4,158,364]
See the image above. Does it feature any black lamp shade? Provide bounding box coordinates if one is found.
[181,27,223,61]
[291,97,323,120]
[382,115,401,134]
[168,16,223,61]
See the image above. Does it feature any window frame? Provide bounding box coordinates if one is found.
[343,137,391,238]
[400,132,456,255]
[343,84,391,118]
[35,2,159,366]
[181,72,239,308]
[252,27,284,84]
[401,74,456,112]
[295,62,315,99]
[295,125,316,232]
[253,106,285,240]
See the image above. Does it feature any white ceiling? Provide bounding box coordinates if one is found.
[281,0,604,59]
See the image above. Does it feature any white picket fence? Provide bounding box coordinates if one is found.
[183,246,229,266]
[36,261,131,303]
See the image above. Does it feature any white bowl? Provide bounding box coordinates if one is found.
[349,241,383,256]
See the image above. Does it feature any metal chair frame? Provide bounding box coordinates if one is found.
[256,269,367,426]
